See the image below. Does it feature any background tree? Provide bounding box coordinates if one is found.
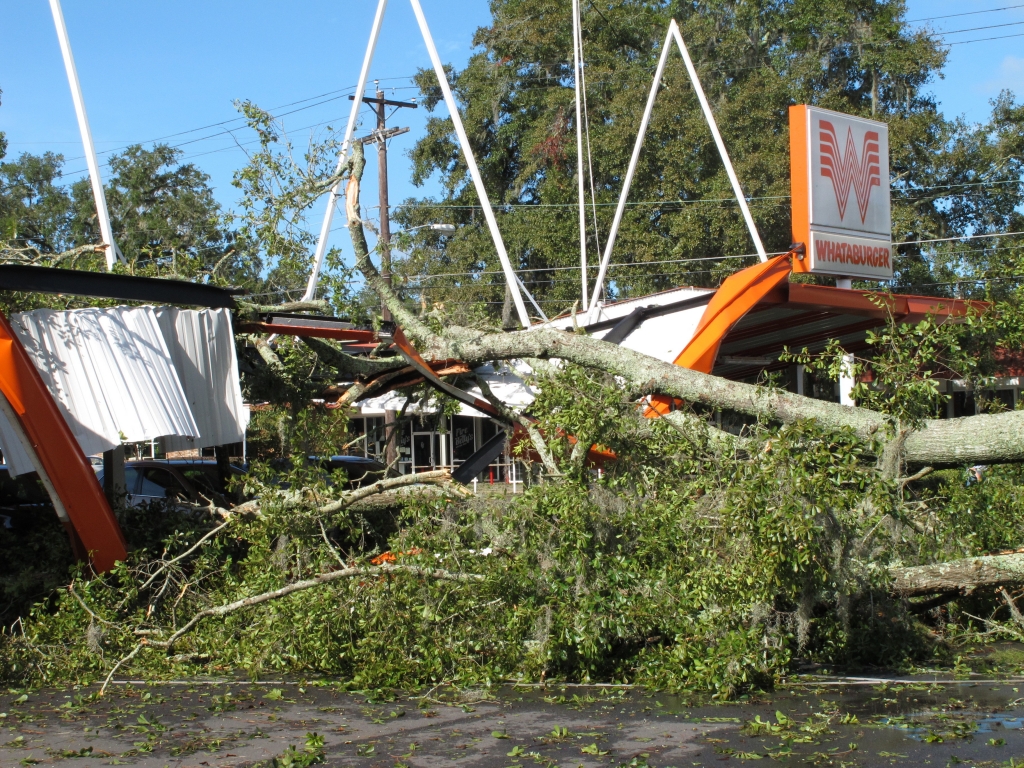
[68,144,239,282]
[0,137,241,277]
[394,0,1024,322]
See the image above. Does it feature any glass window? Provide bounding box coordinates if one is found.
[124,467,141,496]
[413,433,433,473]
[138,468,189,500]
[452,416,476,462]
[182,469,218,497]
[953,391,976,417]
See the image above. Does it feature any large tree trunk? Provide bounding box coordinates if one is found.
[892,553,1024,595]
[339,142,1024,470]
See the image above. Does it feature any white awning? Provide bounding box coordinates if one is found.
[156,307,249,453]
[0,405,36,476]
[356,361,538,418]
[0,306,248,477]
[10,306,199,459]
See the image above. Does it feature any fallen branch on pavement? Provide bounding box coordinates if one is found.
[143,563,484,651]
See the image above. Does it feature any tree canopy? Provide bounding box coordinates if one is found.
[392,0,1024,321]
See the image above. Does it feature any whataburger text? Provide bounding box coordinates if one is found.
[814,236,891,269]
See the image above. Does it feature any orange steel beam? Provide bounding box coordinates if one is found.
[646,253,794,416]
[674,253,795,373]
[0,312,126,572]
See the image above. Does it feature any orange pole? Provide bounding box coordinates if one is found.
[0,312,126,572]
[647,253,794,415]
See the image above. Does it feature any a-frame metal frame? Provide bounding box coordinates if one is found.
[586,19,769,323]
[302,0,532,328]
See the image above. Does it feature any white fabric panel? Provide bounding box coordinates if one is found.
[0,406,37,476]
[155,307,249,452]
[11,306,200,462]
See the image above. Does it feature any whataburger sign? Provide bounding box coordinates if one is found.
[790,105,893,280]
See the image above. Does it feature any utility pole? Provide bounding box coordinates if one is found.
[353,84,416,473]
[352,84,417,321]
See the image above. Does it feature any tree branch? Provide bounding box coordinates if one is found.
[139,520,233,592]
[318,469,467,515]
[231,468,463,517]
[379,323,1024,467]
[302,336,404,378]
[248,335,287,375]
[346,142,441,346]
[148,563,484,650]
[241,299,331,315]
[342,110,1024,470]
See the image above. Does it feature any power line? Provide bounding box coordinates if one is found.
[409,252,769,281]
[923,20,1024,36]
[395,178,1022,213]
[55,108,359,180]
[912,275,1024,288]
[893,231,1024,246]
[906,4,1024,24]
[52,77,420,179]
[945,30,1024,45]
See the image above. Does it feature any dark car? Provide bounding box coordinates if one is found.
[0,466,55,528]
[95,459,246,507]
[267,455,389,490]
[318,455,388,487]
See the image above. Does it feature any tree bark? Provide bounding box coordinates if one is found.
[892,553,1024,596]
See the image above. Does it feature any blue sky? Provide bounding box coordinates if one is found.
[1,0,1022,262]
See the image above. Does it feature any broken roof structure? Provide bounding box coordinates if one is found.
[0,268,248,572]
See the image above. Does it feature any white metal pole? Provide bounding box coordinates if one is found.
[302,0,389,302]
[668,21,767,262]
[409,0,531,328]
[48,0,119,271]
[586,24,675,321]
[515,273,549,322]
[571,0,588,309]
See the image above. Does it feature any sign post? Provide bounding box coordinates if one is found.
[789,105,892,281]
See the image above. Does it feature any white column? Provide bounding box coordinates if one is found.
[572,0,588,309]
[49,0,120,271]
[409,0,530,328]
[668,21,766,263]
[586,24,676,321]
[303,0,389,302]
[839,353,856,406]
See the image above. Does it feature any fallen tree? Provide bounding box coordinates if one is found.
[8,137,1024,700]
[329,142,1024,471]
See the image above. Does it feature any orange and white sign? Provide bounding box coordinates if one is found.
[790,105,892,280]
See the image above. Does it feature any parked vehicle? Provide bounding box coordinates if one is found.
[318,455,388,487]
[0,466,54,527]
[266,455,389,490]
[95,459,246,507]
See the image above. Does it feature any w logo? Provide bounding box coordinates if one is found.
[819,120,881,224]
